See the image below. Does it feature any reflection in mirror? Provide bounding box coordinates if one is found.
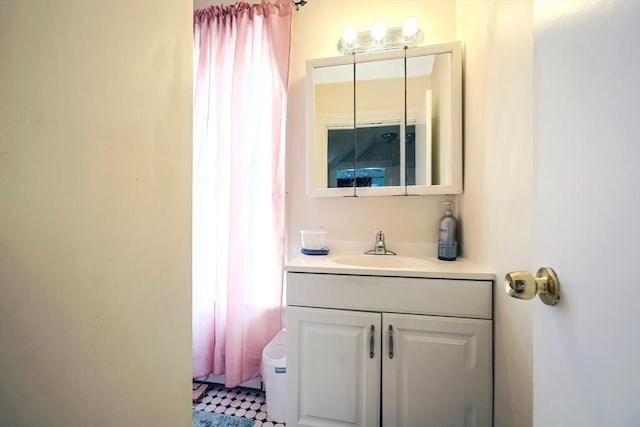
[312,62,354,191]
[406,52,452,187]
[405,124,416,185]
[327,124,413,188]
[355,58,404,188]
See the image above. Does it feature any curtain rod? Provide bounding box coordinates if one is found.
[293,0,307,10]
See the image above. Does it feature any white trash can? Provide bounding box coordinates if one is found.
[261,329,287,423]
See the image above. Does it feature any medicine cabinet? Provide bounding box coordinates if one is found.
[306,42,462,197]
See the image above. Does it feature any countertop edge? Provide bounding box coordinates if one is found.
[284,256,496,281]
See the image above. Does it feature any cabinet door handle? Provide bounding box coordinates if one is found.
[388,324,394,359]
[369,325,375,359]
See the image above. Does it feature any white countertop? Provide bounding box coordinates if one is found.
[285,252,496,281]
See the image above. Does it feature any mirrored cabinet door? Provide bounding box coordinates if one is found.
[353,56,404,196]
[310,61,355,196]
[406,51,454,190]
[306,42,462,197]
[405,54,432,187]
[404,45,462,195]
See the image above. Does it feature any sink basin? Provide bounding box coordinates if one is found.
[330,254,434,269]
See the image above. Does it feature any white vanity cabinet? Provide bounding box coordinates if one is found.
[287,306,381,426]
[285,271,493,427]
[381,313,491,427]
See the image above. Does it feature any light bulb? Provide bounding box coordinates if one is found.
[402,16,419,38]
[370,21,387,42]
[341,25,358,45]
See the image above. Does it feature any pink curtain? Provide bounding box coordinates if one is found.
[192,1,291,387]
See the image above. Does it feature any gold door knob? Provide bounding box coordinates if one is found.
[504,267,560,306]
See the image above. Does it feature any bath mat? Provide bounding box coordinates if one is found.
[192,410,253,427]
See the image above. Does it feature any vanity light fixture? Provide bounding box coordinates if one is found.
[337,17,424,54]
[370,21,387,42]
[341,24,358,45]
[402,16,419,38]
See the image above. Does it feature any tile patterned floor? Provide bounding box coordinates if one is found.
[192,383,285,427]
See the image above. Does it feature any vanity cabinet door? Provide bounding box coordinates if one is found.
[287,306,381,427]
[381,313,493,427]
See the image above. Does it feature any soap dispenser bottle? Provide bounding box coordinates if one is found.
[438,201,458,261]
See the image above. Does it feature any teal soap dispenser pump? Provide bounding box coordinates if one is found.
[437,201,458,261]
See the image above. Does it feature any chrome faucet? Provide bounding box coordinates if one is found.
[365,231,396,255]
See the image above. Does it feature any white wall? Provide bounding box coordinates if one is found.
[456,1,534,426]
[194,0,220,9]
[0,2,192,426]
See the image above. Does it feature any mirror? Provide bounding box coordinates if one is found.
[306,42,462,196]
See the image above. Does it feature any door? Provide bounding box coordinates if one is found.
[287,306,381,427]
[382,313,492,427]
[532,2,640,425]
